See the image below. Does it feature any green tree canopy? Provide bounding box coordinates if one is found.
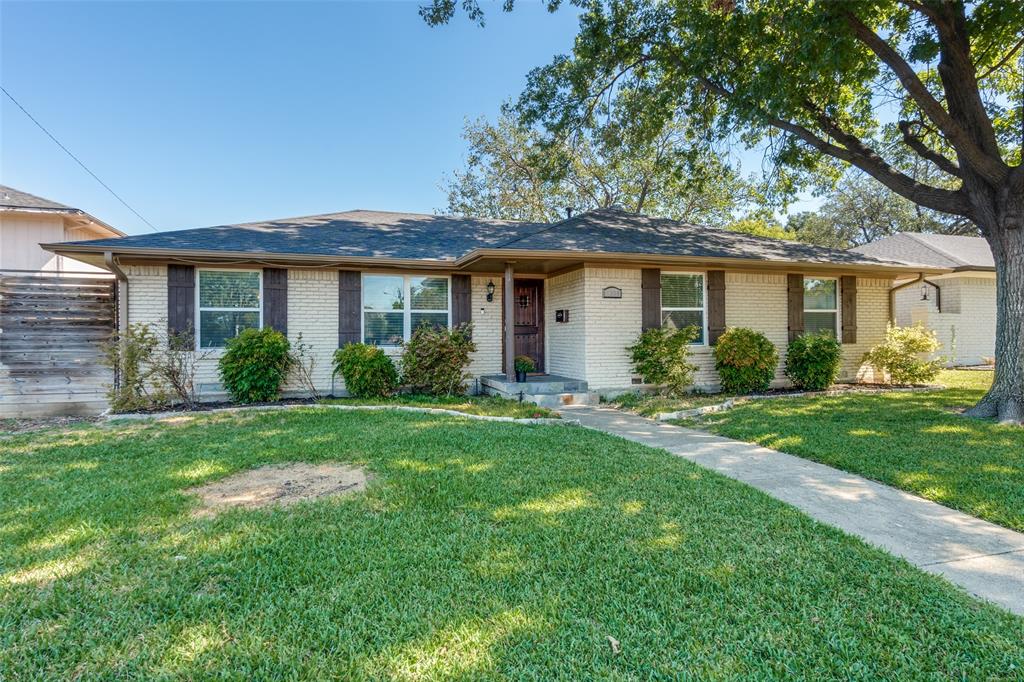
[441,111,759,227]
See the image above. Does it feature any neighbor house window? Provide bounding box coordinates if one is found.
[362,274,449,345]
[197,269,262,348]
[661,272,705,344]
[804,277,839,336]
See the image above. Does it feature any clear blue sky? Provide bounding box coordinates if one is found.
[1,1,783,236]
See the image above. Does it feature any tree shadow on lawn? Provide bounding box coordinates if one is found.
[694,389,1024,531]
[2,409,1023,679]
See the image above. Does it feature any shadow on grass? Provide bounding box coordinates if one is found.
[2,407,1023,678]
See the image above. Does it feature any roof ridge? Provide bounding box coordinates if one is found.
[902,232,969,266]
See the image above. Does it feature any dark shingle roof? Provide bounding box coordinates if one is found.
[54,206,926,269]
[850,233,993,270]
[0,185,74,211]
[70,209,545,260]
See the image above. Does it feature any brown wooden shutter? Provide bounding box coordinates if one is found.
[262,268,288,335]
[167,264,195,340]
[451,274,472,328]
[707,270,726,344]
[787,273,804,342]
[338,270,361,347]
[641,268,661,331]
[841,275,857,344]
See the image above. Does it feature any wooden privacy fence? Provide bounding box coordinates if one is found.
[0,271,115,418]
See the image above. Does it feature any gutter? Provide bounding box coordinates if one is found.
[889,273,944,323]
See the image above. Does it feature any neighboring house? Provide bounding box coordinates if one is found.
[851,233,995,367]
[0,185,125,273]
[45,207,945,404]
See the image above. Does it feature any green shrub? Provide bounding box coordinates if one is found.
[714,327,779,394]
[104,322,169,412]
[401,322,476,396]
[863,324,943,385]
[217,328,292,403]
[333,343,399,398]
[785,332,843,391]
[627,326,700,397]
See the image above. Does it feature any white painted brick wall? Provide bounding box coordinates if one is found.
[907,276,996,366]
[286,269,339,395]
[583,268,643,390]
[546,269,586,379]
[468,276,503,378]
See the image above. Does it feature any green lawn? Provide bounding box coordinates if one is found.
[322,393,558,419]
[2,410,1021,678]
[689,370,1024,532]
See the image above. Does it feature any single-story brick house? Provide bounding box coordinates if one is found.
[851,233,995,367]
[45,207,946,404]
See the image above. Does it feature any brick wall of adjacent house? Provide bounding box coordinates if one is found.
[902,275,996,366]
[124,266,506,399]
[545,269,587,379]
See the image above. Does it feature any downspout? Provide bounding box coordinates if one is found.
[104,251,129,390]
[888,273,924,324]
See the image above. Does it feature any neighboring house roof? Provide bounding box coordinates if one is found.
[850,233,993,271]
[0,184,126,236]
[46,206,943,274]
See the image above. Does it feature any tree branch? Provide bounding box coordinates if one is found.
[897,120,961,177]
[843,10,1008,185]
[697,77,969,216]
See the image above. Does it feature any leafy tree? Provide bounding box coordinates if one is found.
[442,111,758,227]
[726,217,796,241]
[424,0,1024,423]
[788,171,978,248]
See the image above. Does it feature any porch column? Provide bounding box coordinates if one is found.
[504,262,515,381]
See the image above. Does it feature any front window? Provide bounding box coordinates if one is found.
[804,278,838,336]
[661,273,705,344]
[197,270,261,348]
[363,274,449,345]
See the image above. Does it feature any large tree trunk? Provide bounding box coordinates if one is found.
[963,190,1024,425]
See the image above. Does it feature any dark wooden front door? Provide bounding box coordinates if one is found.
[512,279,544,372]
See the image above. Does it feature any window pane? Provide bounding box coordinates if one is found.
[364,312,404,345]
[199,310,260,348]
[661,274,703,308]
[363,275,405,311]
[411,312,448,332]
[662,310,704,343]
[804,278,837,310]
[410,277,448,310]
[199,271,260,308]
[804,311,837,336]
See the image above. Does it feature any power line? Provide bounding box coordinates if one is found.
[2,85,159,232]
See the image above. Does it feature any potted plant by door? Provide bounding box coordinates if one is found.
[514,355,535,383]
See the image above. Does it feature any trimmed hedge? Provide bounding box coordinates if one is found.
[333,343,399,398]
[786,332,842,391]
[713,327,778,394]
[218,328,292,403]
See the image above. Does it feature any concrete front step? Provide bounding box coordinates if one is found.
[479,374,599,407]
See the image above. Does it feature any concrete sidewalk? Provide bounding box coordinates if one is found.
[560,405,1024,616]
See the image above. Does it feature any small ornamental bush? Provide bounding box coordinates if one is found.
[104,322,169,412]
[514,355,536,373]
[786,332,843,391]
[864,324,943,385]
[333,343,399,399]
[217,327,292,403]
[401,322,476,396]
[627,326,700,397]
[713,327,779,394]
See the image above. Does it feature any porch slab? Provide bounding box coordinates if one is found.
[480,374,598,406]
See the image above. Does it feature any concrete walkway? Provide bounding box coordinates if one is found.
[560,405,1024,616]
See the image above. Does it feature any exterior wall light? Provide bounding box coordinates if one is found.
[485,280,495,302]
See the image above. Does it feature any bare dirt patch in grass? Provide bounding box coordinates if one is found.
[187,463,370,516]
